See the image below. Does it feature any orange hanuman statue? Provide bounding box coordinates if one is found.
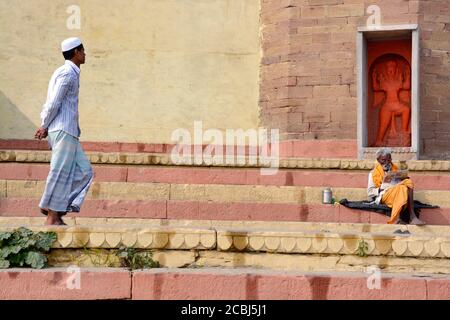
[371,59,411,146]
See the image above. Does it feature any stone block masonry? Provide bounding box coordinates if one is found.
[1,268,449,300]
[260,0,450,159]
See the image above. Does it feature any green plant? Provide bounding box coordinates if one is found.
[331,197,340,205]
[0,227,57,269]
[117,246,159,270]
[357,239,369,257]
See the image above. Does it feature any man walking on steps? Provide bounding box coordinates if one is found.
[35,37,93,225]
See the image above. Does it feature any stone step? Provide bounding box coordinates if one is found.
[1,199,448,225]
[1,179,448,224]
[2,149,450,171]
[3,217,449,234]
[0,268,449,300]
[1,162,450,190]
[0,139,358,158]
[1,219,449,274]
[131,269,450,300]
[0,268,131,300]
[2,180,449,206]
[1,155,447,224]
[1,218,449,300]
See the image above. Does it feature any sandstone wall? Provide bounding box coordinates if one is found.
[260,0,449,159]
[419,0,450,159]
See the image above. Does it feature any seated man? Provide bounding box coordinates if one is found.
[367,148,425,225]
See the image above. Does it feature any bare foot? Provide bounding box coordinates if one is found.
[410,217,426,226]
[45,211,67,226]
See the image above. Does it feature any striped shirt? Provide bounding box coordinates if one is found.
[40,60,81,138]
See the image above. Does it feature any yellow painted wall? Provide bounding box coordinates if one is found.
[0,0,261,143]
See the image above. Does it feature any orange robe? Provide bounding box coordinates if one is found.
[372,163,414,224]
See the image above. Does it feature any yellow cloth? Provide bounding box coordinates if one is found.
[372,163,399,188]
[381,179,414,224]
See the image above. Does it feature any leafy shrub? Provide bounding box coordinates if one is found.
[0,227,57,269]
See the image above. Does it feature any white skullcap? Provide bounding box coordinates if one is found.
[61,37,82,52]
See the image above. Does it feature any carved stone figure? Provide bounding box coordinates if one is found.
[371,57,411,147]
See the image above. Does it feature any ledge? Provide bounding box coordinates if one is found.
[216,229,450,259]
[1,222,449,259]
[1,217,449,236]
[0,225,216,250]
[1,150,450,171]
[357,24,418,33]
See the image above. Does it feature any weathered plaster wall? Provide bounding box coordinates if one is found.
[0,0,261,143]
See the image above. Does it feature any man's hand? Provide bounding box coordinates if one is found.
[35,127,48,140]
